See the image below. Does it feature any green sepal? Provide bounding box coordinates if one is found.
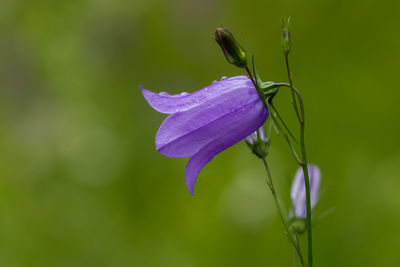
[260,81,279,99]
[244,128,270,159]
[245,138,269,159]
[289,217,306,235]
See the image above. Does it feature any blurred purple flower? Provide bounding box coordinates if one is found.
[290,164,321,218]
[140,76,268,195]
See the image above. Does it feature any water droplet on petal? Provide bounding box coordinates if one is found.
[159,92,170,96]
[212,80,218,84]
[179,92,189,96]
[221,76,227,80]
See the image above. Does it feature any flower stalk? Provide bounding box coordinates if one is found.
[283,56,314,267]
[262,157,304,266]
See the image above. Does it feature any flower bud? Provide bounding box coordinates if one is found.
[215,27,247,69]
[244,125,269,158]
[290,164,321,218]
[281,17,291,55]
[290,218,306,234]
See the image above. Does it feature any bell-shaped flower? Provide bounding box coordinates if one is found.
[290,164,321,218]
[140,76,268,195]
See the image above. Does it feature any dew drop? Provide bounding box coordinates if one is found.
[220,76,227,80]
[212,80,218,84]
[179,92,189,96]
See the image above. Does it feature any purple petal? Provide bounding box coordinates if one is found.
[140,76,251,114]
[156,77,260,157]
[184,99,268,195]
[290,164,321,218]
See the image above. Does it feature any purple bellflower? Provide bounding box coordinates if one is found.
[290,164,321,218]
[140,75,268,195]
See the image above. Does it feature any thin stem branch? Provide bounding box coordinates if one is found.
[270,103,299,145]
[266,103,302,164]
[261,158,305,266]
[293,241,298,267]
[285,55,301,123]
[245,66,267,107]
[276,82,303,121]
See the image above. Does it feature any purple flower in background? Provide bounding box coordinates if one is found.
[140,76,268,195]
[290,164,321,218]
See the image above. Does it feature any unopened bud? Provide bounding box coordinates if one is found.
[281,17,291,55]
[215,27,247,69]
[244,126,269,158]
[290,164,321,219]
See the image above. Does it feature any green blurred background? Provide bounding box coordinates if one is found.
[0,0,399,266]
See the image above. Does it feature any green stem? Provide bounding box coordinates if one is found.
[261,158,305,266]
[283,56,313,267]
[269,107,302,164]
[245,66,268,108]
[285,55,301,123]
[270,103,299,145]
[300,118,313,267]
